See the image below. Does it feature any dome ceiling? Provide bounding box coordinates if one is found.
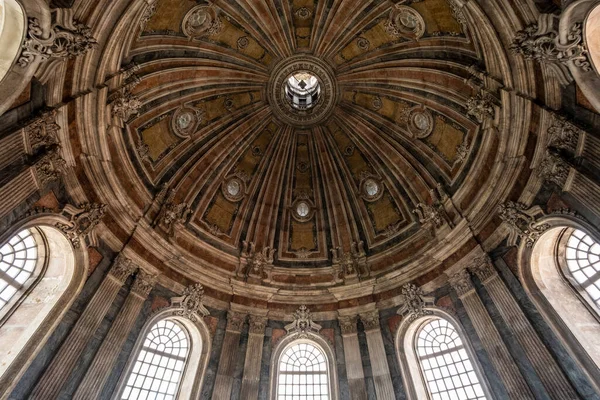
[106,0,496,288]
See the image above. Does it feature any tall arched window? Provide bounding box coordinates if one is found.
[564,229,600,309]
[275,341,330,400]
[416,318,487,400]
[121,319,189,400]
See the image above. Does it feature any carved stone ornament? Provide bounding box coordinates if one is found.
[249,315,268,334]
[182,6,223,40]
[26,111,60,151]
[295,7,312,20]
[108,255,138,283]
[157,190,191,238]
[331,241,369,282]
[454,138,470,164]
[466,91,495,123]
[131,269,158,297]
[18,16,97,68]
[285,305,322,337]
[510,14,591,73]
[399,283,433,322]
[356,37,370,51]
[497,201,550,247]
[140,0,158,30]
[110,90,142,121]
[407,107,434,138]
[239,241,276,280]
[468,254,497,283]
[413,202,445,228]
[226,311,247,332]
[448,269,474,298]
[222,175,246,202]
[359,172,384,202]
[172,283,209,322]
[338,315,358,335]
[171,106,203,138]
[384,5,426,40]
[547,116,582,153]
[359,310,380,331]
[33,146,67,186]
[537,150,570,188]
[55,203,107,248]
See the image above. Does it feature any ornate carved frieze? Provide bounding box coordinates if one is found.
[33,146,67,186]
[359,310,380,331]
[338,315,359,335]
[398,283,433,322]
[18,15,97,68]
[131,269,158,297]
[413,202,445,228]
[510,15,591,74]
[285,305,322,337]
[239,241,276,281]
[448,269,474,297]
[468,254,497,283]
[331,241,369,283]
[497,201,549,247]
[55,203,107,248]
[226,311,247,333]
[182,5,223,40]
[384,5,425,40]
[108,255,138,283]
[26,111,60,151]
[248,315,268,334]
[172,283,210,321]
[466,91,495,123]
[537,150,570,188]
[157,189,190,238]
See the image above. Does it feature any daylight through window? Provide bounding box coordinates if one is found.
[277,342,329,400]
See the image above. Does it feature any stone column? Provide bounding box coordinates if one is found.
[212,310,246,400]
[339,315,367,400]
[359,310,395,400]
[448,269,535,400]
[72,270,157,399]
[470,257,577,399]
[30,256,137,399]
[239,314,268,400]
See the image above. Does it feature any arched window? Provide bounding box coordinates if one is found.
[416,318,487,400]
[275,341,330,400]
[564,229,600,309]
[121,319,189,400]
[0,228,40,311]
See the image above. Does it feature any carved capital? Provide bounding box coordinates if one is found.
[548,116,582,153]
[448,269,474,298]
[34,146,67,186]
[26,111,60,151]
[240,241,276,280]
[338,315,359,335]
[248,315,268,334]
[538,151,570,188]
[226,311,247,333]
[131,269,158,297]
[359,310,380,331]
[109,255,138,283]
[468,255,497,283]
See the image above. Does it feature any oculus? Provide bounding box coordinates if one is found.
[222,177,245,202]
[267,55,338,128]
[171,106,202,138]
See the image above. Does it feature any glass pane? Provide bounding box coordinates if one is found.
[277,342,330,400]
[0,229,38,310]
[565,230,600,308]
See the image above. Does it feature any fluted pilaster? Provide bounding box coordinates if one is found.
[239,314,268,399]
[359,310,395,400]
[470,257,576,399]
[339,315,367,400]
[212,310,247,400]
[72,270,157,399]
[448,269,534,399]
[30,256,137,399]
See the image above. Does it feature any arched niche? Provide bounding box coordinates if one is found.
[395,308,493,400]
[112,308,212,400]
[518,215,600,393]
[0,215,88,394]
[269,333,339,400]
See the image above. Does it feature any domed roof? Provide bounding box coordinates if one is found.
[80,0,516,297]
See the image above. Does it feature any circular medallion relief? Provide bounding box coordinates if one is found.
[361,178,384,201]
[171,106,202,138]
[386,5,426,40]
[222,177,245,202]
[292,199,315,222]
[182,6,222,39]
[267,55,338,128]
[407,107,434,138]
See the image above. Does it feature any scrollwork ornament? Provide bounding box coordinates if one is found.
[173,284,209,321]
[400,283,433,322]
[497,201,550,247]
[295,7,312,20]
[55,203,107,248]
[466,91,495,123]
[285,305,322,337]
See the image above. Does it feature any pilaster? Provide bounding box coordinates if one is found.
[239,314,268,400]
[212,310,247,400]
[338,315,367,400]
[359,310,395,400]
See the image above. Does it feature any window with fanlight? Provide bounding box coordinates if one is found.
[564,229,600,309]
[416,318,487,400]
[275,341,331,400]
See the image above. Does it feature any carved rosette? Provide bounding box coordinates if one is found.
[359,310,380,331]
[26,111,60,151]
[226,311,247,333]
[448,269,474,298]
[173,283,209,321]
[19,17,97,68]
[468,255,496,283]
[131,270,158,297]
[109,256,138,283]
[55,203,107,248]
[34,146,67,186]
[248,315,268,334]
[400,283,433,322]
[285,305,322,337]
[338,315,358,335]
